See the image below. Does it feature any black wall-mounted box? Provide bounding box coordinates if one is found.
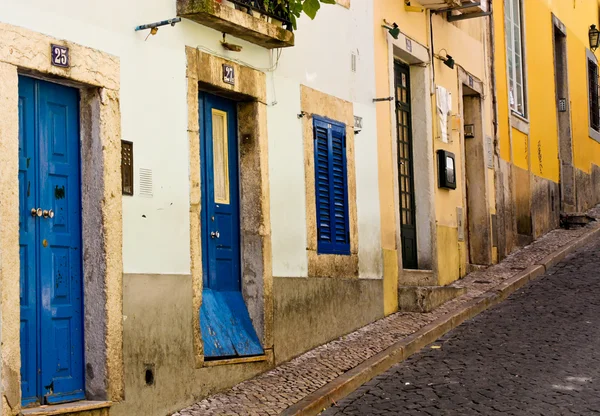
[437,149,456,190]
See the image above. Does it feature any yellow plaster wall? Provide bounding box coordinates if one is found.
[432,16,487,232]
[570,42,600,173]
[383,249,399,315]
[512,127,529,170]
[493,0,512,162]
[523,0,559,182]
[495,0,600,175]
[436,225,460,286]
[375,1,492,288]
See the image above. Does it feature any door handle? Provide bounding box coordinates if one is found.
[210,231,220,239]
[42,209,54,219]
[31,208,43,217]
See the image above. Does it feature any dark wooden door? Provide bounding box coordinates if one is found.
[394,62,418,269]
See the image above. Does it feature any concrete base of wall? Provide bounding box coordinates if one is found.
[531,174,560,239]
[273,276,383,364]
[398,286,467,313]
[575,164,600,213]
[113,274,271,416]
[400,269,436,286]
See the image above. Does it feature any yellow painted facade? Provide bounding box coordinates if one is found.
[375,0,600,308]
[493,0,600,250]
[374,1,496,303]
[494,0,600,175]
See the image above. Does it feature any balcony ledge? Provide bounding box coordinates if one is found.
[177,0,294,49]
[417,0,461,9]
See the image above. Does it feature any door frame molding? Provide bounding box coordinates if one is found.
[0,23,123,412]
[186,47,273,367]
[389,36,437,281]
[457,67,493,267]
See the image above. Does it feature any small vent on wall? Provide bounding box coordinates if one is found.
[351,52,357,73]
[139,168,153,197]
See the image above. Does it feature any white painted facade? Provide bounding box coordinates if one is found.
[0,0,382,279]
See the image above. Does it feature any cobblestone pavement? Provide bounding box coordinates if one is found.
[323,237,600,416]
[172,209,600,416]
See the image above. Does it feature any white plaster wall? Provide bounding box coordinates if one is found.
[0,0,269,275]
[0,0,381,278]
[269,0,382,278]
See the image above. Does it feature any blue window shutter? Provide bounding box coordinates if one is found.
[330,125,350,254]
[313,116,350,255]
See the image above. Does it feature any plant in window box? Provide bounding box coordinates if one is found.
[277,0,336,30]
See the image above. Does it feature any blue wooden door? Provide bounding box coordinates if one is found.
[19,76,84,406]
[199,93,263,358]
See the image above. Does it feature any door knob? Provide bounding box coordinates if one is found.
[31,208,42,217]
[210,231,220,239]
[43,209,54,219]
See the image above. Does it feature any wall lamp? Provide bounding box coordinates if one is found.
[434,49,455,69]
[135,17,181,40]
[590,25,600,52]
[382,20,400,39]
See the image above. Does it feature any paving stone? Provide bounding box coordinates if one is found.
[173,207,600,415]
[323,236,600,415]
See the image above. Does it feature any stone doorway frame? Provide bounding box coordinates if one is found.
[457,67,493,266]
[185,47,273,366]
[388,33,437,285]
[0,23,123,414]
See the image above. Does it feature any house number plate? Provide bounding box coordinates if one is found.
[51,44,70,68]
[223,64,235,85]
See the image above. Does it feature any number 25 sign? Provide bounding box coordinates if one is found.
[51,44,70,68]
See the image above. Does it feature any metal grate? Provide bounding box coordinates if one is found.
[351,52,357,73]
[227,0,293,29]
[139,168,153,197]
[121,140,133,196]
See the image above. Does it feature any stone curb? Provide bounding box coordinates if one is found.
[282,225,600,416]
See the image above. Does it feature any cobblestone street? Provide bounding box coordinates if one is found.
[324,237,600,416]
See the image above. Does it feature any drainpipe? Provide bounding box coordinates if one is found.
[487,0,507,259]
[428,9,436,93]
[487,0,498,141]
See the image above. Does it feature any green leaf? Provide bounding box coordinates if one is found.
[302,0,321,19]
[320,0,336,3]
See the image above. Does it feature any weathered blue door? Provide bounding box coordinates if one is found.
[199,92,263,358]
[19,76,85,406]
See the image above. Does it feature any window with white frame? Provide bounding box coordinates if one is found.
[505,0,526,117]
[587,51,600,136]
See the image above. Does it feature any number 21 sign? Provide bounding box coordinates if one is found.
[51,44,70,68]
[223,64,235,85]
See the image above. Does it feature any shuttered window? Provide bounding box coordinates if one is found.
[313,116,350,255]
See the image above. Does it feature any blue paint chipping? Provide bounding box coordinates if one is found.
[199,92,264,359]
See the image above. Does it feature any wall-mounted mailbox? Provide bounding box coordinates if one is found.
[437,149,456,190]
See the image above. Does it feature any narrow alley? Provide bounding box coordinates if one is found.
[324,238,600,415]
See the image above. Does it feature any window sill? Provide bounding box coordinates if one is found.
[511,112,529,135]
[21,401,112,416]
[589,126,600,143]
